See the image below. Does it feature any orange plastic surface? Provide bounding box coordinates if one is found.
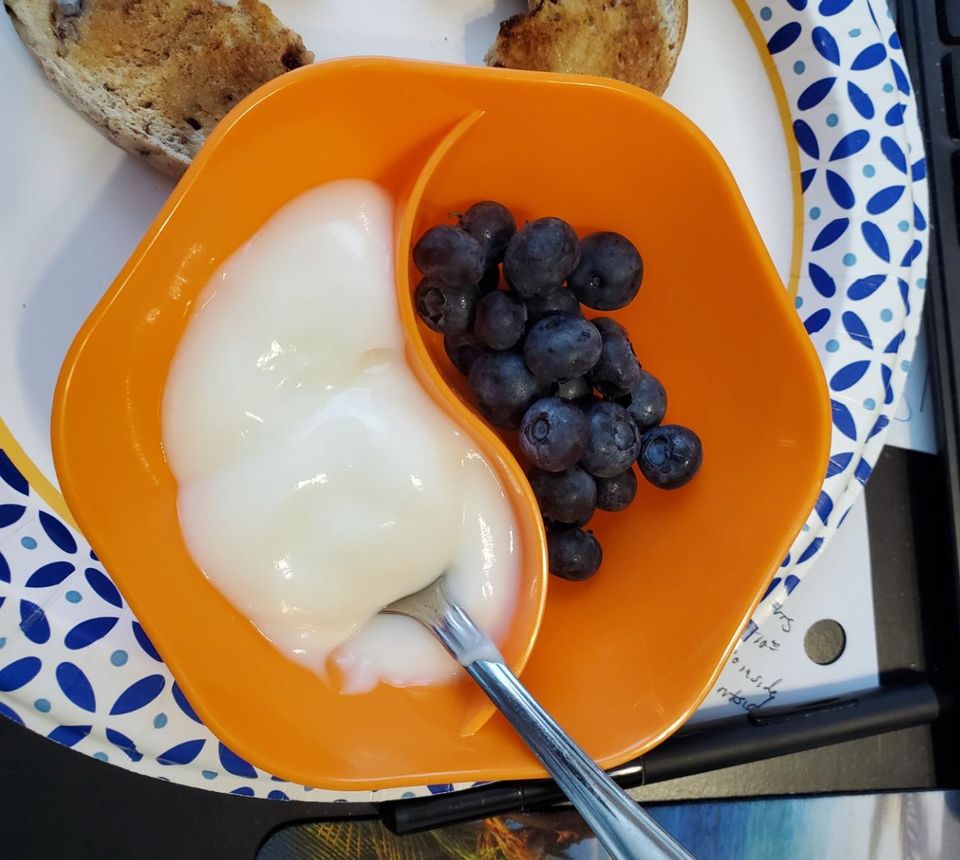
[52,58,830,790]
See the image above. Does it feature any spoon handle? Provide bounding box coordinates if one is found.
[393,584,693,858]
[465,658,694,860]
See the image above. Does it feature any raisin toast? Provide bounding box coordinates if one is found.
[5,0,314,175]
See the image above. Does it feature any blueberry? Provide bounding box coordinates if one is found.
[519,397,589,472]
[413,226,485,287]
[468,351,550,429]
[444,332,487,375]
[529,466,597,524]
[524,287,580,325]
[569,232,643,310]
[591,316,628,339]
[544,509,594,528]
[503,217,580,299]
[478,265,501,294]
[555,376,593,405]
[596,468,638,511]
[524,313,602,383]
[580,401,641,477]
[638,425,703,489]
[621,371,667,431]
[590,325,641,398]
[474,290,527,350]
[414,277,478,334]
[459,201,516,269]
[547,526,603,580]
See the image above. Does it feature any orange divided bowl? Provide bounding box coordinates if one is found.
[52,58,830,790]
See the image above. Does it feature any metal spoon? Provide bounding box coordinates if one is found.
[383,575,695,860]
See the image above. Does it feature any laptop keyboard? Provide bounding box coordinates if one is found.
[895,0,960,561]
[932,1,960,243]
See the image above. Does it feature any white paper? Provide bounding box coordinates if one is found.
[885,327,937,455]
[693,494,877,721]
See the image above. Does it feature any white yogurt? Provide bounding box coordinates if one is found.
[162,179,519,691]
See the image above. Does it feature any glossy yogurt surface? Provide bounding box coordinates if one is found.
[162,179,519,691]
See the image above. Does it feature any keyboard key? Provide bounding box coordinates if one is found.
[954,151,960,243]
[941,0,960,43]
[945,52,960,138]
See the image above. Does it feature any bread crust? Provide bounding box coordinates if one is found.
[5,0,314,175]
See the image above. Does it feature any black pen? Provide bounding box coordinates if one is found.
[380,671,943,835]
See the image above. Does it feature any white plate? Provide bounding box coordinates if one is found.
[0,0,928,801]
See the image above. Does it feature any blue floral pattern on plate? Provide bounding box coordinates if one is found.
[0,0,929,801]
[743,0,927,641]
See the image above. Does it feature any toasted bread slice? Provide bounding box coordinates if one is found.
[5,0,314,175]
[486,0,687,96]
